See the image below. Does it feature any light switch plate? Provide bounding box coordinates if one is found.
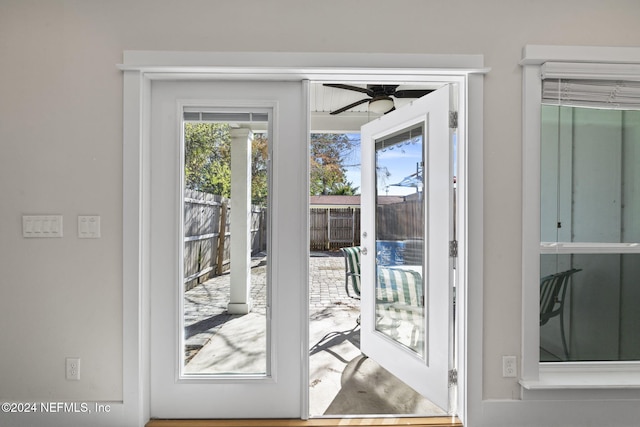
[78,215,101,238]
[22,215,63,238]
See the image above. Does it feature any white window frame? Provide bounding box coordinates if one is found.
[521,45,640,396]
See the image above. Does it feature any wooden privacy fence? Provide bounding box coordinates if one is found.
[310,207,361,250]
[376,199,424,265]
[376,199,423,241]
[184,196,423,287]
[309,201,424,251]
[184,189,267,292]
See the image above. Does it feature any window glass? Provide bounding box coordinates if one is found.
[541,107,640,244]
[182,115,270,376]
[374,124,426,357]
[539,105,640,362]
[540,254,640,362]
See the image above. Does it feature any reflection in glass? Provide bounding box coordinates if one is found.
[540,106,640,244]
[539,105,640,362]
[374,125,425,357]
[181,116,269,375]
[540,254,640,362]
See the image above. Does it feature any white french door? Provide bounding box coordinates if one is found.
[149,80,307,418]
[360,85,455,412]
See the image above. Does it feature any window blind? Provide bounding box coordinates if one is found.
[541,62,640,109]
[183,111,269,122]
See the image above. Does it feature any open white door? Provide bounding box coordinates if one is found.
[360,85,455,412]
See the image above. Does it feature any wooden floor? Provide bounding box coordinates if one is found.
[146,417,462,427]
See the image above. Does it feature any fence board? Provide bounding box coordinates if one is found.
[184,190,225,291]
[184,190,267,291]
[186,195,425,289]
[310,207,361,250]
[377,200,422,240]
[310,208,328,250]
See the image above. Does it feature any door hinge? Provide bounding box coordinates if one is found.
[449,240,458,258]
[448,369,458,386]
[449,111,458,129]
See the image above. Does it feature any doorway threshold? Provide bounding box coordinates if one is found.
[146,417,462,427]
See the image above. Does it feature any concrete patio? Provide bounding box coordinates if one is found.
[183,251,445,416]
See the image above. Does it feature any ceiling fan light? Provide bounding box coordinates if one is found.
[368,96,394,114]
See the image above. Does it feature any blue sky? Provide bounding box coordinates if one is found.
[343,132,457,196]
[343,133,424,197]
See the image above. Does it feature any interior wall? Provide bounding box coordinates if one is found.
[1,0,640,404]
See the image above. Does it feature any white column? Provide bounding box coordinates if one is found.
[228,128,253,314]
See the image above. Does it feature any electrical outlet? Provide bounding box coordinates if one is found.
[502,355,517,377]
[66,358,81,381]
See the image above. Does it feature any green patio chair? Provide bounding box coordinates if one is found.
[540,268,582,360]
[376,266,424,314]
[340,246,361,299]
[376,266,424,349]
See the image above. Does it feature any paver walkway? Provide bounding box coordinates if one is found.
[184,251,357,361]
[184,254,268,357]
[308,252,360,310]
[181,250,439,416]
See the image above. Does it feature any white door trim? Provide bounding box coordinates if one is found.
[120,51,486,426]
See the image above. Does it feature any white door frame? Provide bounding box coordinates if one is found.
[119,51,486,426]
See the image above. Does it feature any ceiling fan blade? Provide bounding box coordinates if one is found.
[368,84,399,95]
[392,89,433,98]
[330,98,370,115]
[323,83,374,96]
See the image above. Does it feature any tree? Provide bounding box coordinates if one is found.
[185,126,358,201]
[251,134,269,205]
[330,181,359,195]
[184,122,231,196]
[184,123,269,206]
[309,133,358,195]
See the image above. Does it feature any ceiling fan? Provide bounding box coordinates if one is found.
[323,84,433,115]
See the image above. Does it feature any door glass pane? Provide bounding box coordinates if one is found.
[181,112,270,376]
[374,124,425,358]
[540,105,640,362]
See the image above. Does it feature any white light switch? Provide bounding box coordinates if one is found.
[23,215,63,238]
[78,215,101,238]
